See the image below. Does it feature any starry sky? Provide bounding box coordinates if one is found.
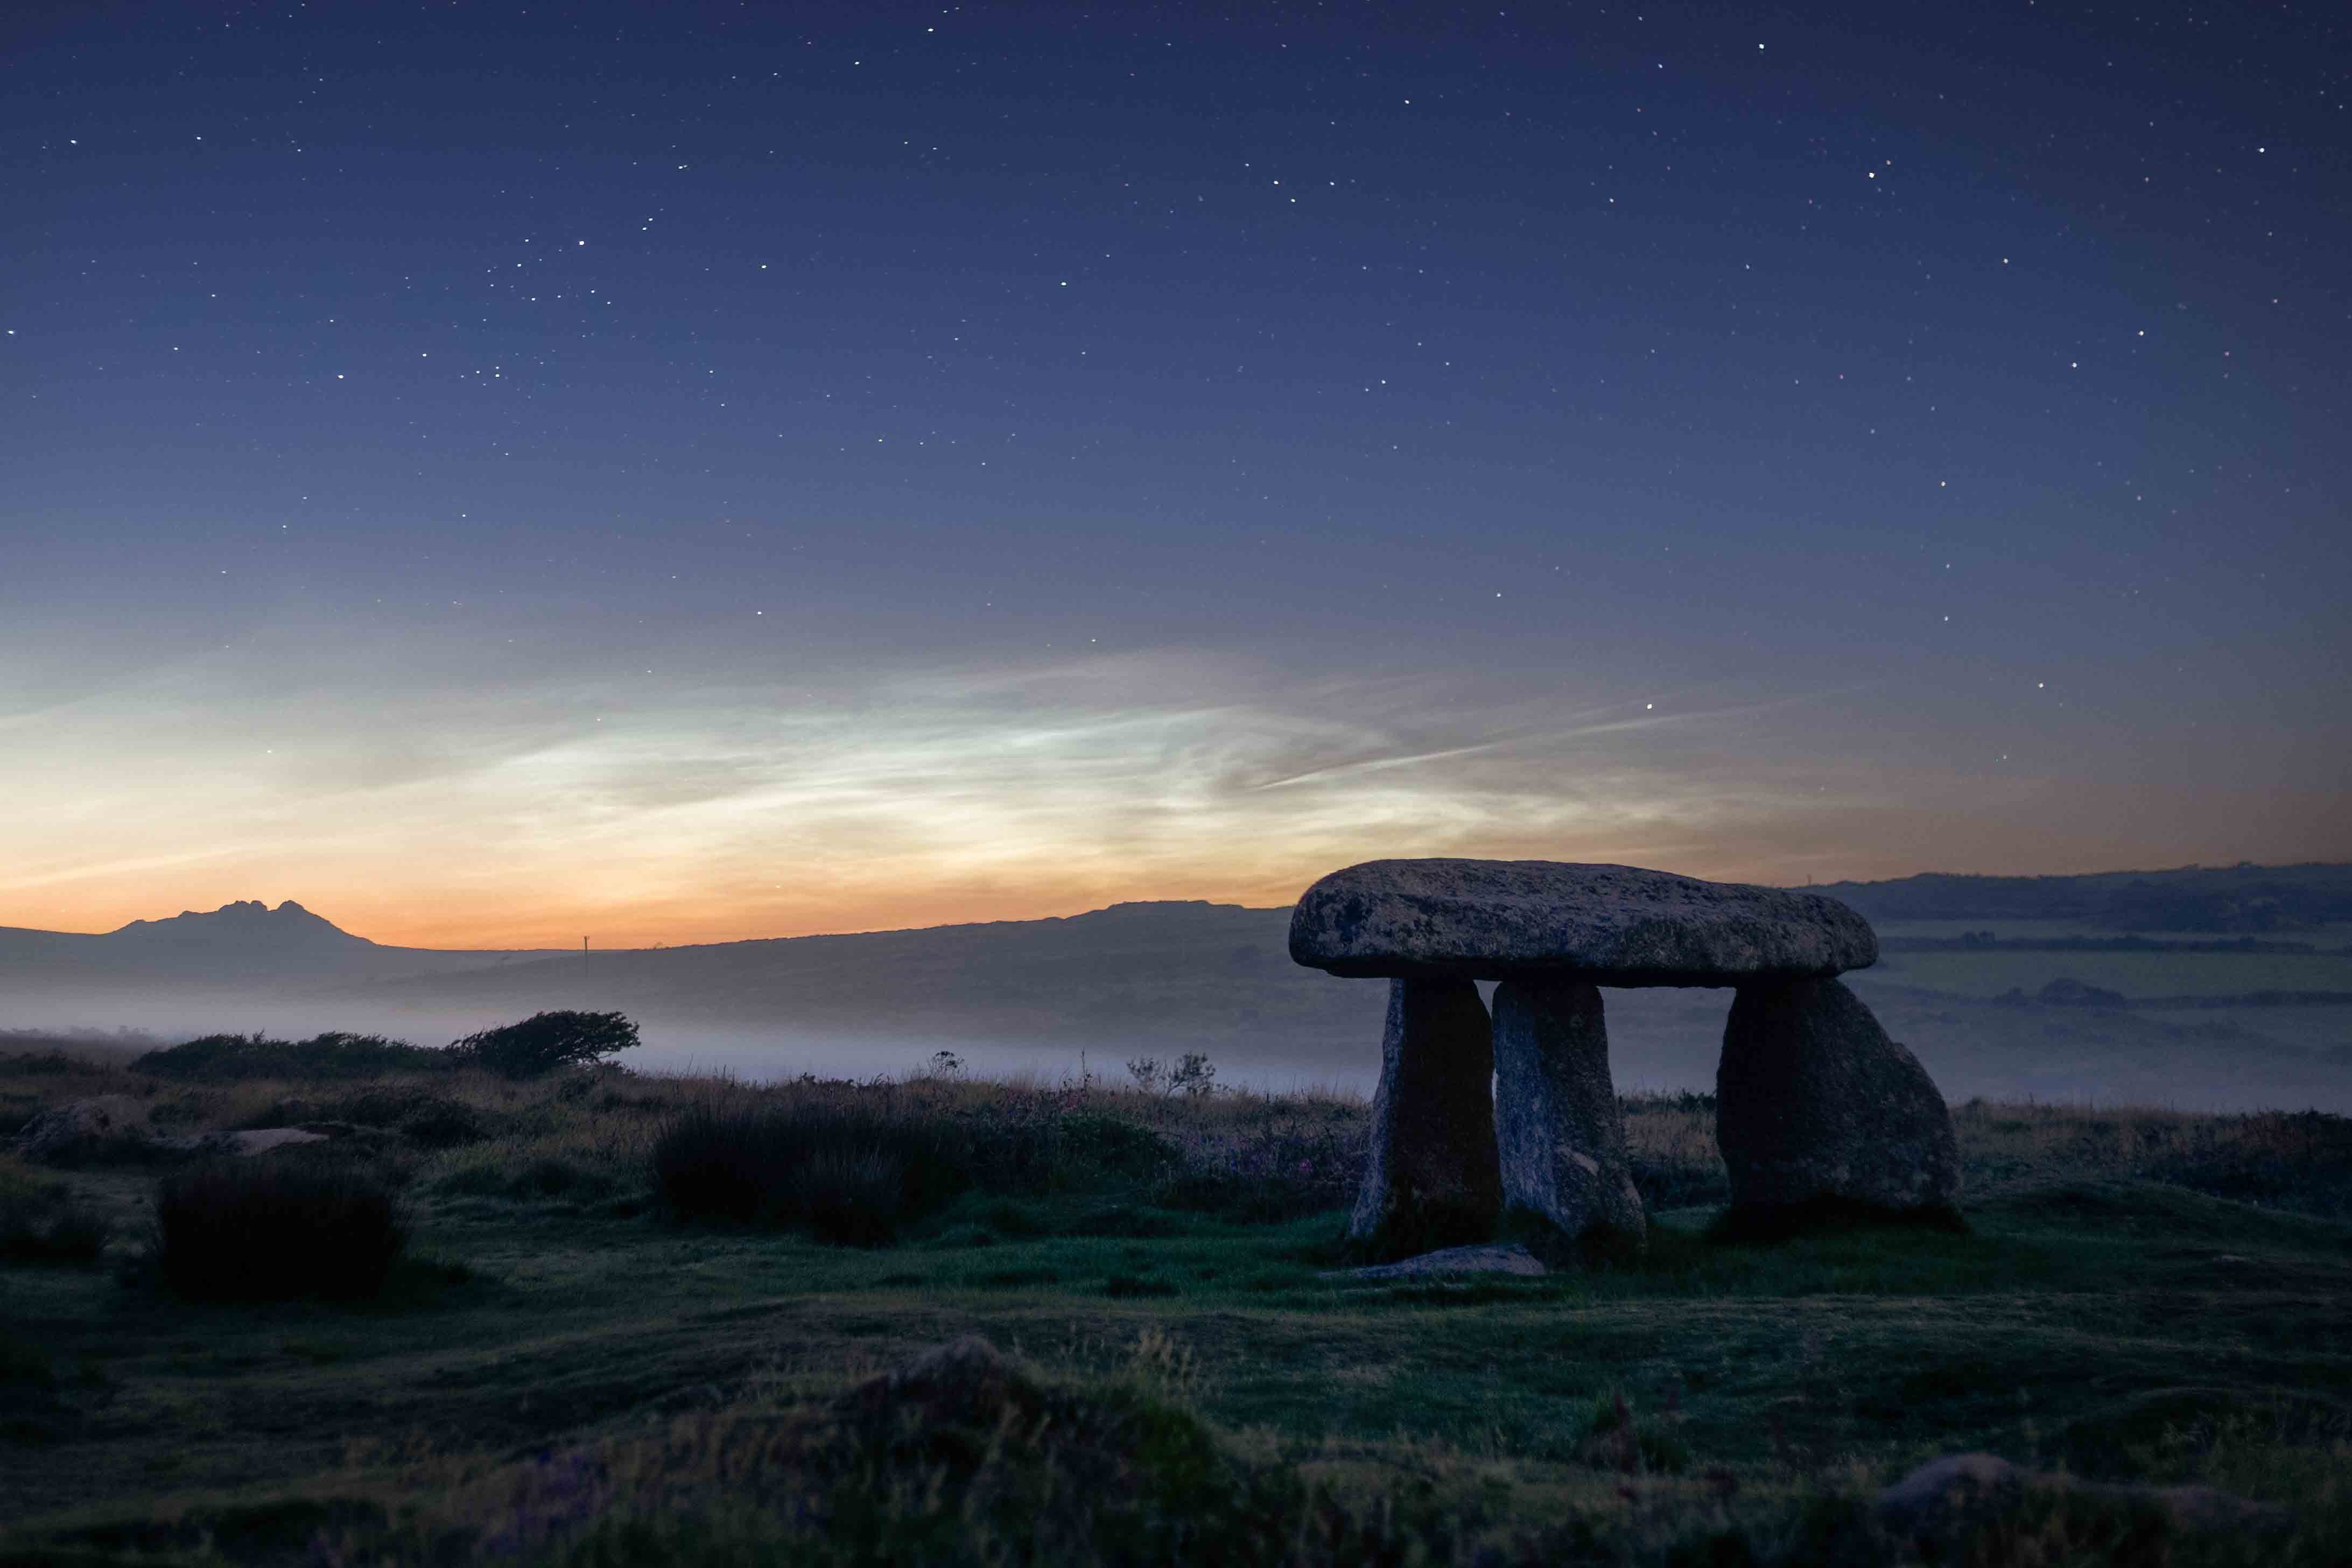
[5,1,2347,949]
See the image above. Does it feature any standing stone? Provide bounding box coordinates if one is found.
[1492,981,1646,1263]
[1349,977,1501,1261]
[1717,978,1961,1225]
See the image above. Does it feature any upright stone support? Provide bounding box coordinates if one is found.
[1349,977,1501,1261]
[1492,980,1646,1262]
[1716,978,1961,1225]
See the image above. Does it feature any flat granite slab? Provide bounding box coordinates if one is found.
[1289,859,1876,985]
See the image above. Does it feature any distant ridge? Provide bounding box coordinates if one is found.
[2,862,2346,1003]
[0,899,560,986]
[108,899,373,948]
[1808,862,2352,933]
[5,874,2350,1113]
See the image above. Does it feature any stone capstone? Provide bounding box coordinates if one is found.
[1491,980,1646,1260]
[1716,977,1961,1219]
[1289,859,1876,985]
[1347,978,1503,1261]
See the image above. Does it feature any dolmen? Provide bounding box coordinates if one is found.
[1289,859,1961,1262]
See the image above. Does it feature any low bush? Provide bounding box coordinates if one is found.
[150,1155,406,1300]
[451,1010,640,1079]
[132,1031,451,1082]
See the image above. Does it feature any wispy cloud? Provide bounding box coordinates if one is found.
[0,626,2042,944]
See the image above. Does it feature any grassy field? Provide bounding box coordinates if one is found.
[5,1038,2352,1564]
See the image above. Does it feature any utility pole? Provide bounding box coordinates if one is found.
[582,936,591,983]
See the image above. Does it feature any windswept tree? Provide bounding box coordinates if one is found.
[453,1010,640,1079]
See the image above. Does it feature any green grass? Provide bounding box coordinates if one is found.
[4,1058,2351,1564]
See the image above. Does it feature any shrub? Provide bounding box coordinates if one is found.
[452,1011,640,1079]
[151,1156,406,1300]
[1124,1052,1218,1097]
[132,1031,450,1082]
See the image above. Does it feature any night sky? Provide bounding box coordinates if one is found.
[6,2,2346,948]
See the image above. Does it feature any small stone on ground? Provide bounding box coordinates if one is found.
[1324,1242,1547,1280]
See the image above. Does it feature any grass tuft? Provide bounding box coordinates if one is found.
[0,1161,111,1264]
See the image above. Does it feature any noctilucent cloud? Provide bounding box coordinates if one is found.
[5,2,2346,948]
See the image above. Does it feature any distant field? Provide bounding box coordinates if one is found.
[2132,1004,2352,1059]
[1872,919,2352,949]
[1869,946,2352,999]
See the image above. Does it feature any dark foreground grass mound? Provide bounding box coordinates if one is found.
[36,1336,2336,1567]
[151,1156,406,1300]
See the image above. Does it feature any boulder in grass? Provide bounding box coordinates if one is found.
[1876,1452,2291,1555]
[162,1127,332,1158]
[18,1095,160,1166]
[1324,1242,1546,1281]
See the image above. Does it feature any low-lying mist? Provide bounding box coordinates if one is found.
[11,980,2351,1112]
